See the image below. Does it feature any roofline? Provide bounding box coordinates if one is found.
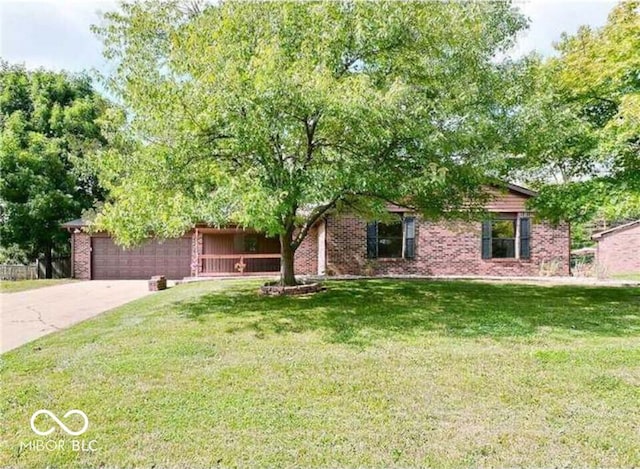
[592,219,640,240]
[505,183,537,197]
[61,220,89,230]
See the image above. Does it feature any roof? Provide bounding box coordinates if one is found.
[61,218,89,229]
[61,182,536,231]
[505,183,537,197]
[592,219,640,240]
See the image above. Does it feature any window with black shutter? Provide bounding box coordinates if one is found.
[491,217,517,258]
[366,222,378,259]
[377,220,403,258]
[404,216,416,259]
[366,214,416,259]
[520,217,531,259]
[481,220,492,259]
[482,214,531,260]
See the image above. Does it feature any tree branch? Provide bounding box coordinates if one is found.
[292,194,340,249]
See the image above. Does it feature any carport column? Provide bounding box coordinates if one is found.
[191,229,203,277]
[72,230,92,280]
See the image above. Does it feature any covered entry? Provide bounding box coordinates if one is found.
[91,236,191,280]
[195,228,281,276]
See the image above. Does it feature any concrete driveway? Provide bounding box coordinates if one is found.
[1,281,152,353]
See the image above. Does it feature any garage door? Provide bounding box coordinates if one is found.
[92,237,192,280]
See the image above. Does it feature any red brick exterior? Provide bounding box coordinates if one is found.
[596,223,640,277]
[71,231,91,280]
[191,230,203,277]
[325,214,570,277]
[294,226,318,275]
[72,189,571,280]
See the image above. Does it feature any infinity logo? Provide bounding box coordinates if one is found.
[30,410,89,436]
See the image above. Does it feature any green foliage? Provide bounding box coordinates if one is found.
[0,63,109,268]
[92,1,526,282]
[0,243,29,264]
[511,2,640,232]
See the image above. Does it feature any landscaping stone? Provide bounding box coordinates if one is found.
[148,275,167,291]
[259,281,324,296]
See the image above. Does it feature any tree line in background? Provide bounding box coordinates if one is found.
[0,63,109,277]
[0,0,638,282]
[512,1,639,247]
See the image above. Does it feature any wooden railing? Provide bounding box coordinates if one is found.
[198,253,281,276]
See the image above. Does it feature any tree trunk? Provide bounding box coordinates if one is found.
[279,232,297,286]
[44,245,53,279]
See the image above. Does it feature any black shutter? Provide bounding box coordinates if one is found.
[481,220,492,259]
[366,222,378,259]
[520,217,531,259]
[404,216,416,259]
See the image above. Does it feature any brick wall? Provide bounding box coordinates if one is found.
[190,230,203,277]
[294,226,318,275]
[596,223,640,277]
[325,214,570,277]
[72,231,91,280]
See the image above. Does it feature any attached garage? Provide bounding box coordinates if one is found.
[91,236,191,280]
[62,219,301,280]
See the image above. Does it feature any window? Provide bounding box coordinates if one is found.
[366,215,416,259]
[377,221,403,258]
[481,214,531,260]
[491,218,516,258]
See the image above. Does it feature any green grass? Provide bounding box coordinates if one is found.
[1,279,639,468]
[0,279,74,293]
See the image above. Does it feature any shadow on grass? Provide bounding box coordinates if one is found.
[177,280,640,344]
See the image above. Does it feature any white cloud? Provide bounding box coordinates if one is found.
[510,0,617,58]
[0,0,618,74]
[0,0,116,72]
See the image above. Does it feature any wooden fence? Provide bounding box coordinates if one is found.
[36,256,71,279]
[0,257,71,281]
[0,264,38,281]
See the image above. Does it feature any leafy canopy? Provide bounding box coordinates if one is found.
[93,0,526,249]
[0,63,108,267]
[509,1,640,227]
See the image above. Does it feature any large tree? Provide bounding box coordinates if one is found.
[93,1,526,285]
[0,63,108,277]
[508,1,640,235]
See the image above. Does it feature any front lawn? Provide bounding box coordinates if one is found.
[1,280,639,467]
[0,278,74,293]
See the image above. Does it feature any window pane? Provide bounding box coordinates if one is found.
[378,221,402,237]
[492,220,515,239]
[378,237,403,258]
[377,221,403,258]
[492,239,515,258]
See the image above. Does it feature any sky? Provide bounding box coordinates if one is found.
[0,0,619,76]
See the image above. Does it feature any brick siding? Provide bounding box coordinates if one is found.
[294,226,318,275]
[325,214,570,277]
[74,212,570,279]
[71,231,91,280]
[596,223,640,277]
[191,230,203,277]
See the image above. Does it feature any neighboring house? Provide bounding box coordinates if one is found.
[62,184,570,280]
[592,220,640,278]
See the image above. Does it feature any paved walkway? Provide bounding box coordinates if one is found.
[0,281,152,353]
